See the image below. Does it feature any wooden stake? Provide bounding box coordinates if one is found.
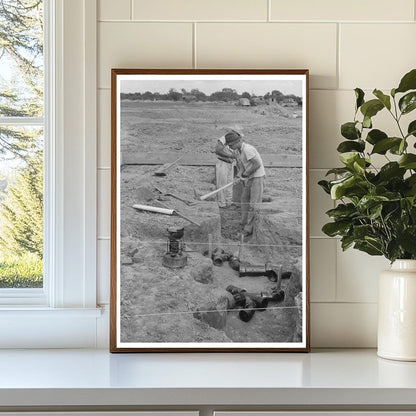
[238,233,244,260]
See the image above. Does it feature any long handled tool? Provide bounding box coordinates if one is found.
[153,155,184,177]
[133,203,201,227]
[199,180,235,201]
[154,185,197,206]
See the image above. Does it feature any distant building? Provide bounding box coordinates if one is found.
[239,97,250,106]
[281,98,298,107]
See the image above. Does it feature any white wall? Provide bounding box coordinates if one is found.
[96,0,416,348]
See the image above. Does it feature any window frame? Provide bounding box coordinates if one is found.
[0,0,100,348]
[0,1,49,305]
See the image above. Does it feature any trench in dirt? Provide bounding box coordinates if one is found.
[120,165,302,343]
[209,204,299,343]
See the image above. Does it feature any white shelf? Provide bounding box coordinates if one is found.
[0,348,415,409]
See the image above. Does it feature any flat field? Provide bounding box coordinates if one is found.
[118,100,305,345]
[120,100,302,156]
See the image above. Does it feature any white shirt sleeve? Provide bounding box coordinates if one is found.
[244,144,256,161]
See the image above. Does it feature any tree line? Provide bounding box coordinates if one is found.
[121,87,302,105]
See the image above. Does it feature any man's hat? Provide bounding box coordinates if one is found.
[225,130,241,145]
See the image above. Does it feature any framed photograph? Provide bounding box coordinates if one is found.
[110,69,309,352]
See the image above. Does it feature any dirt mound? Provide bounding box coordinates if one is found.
[252,103,294,118]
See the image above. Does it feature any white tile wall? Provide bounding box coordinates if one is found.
[309,90,353,169]
[310,239,336,302]
[98,89,111,168]
[98,169,111,239]
[97,239,110,304]
[336,246,390,303]
[96,0,416,348]
[339,24,416,90]
[196,23,338,89]
[99,0,131,21]
[270,0,415,22]
[98,22,193,88]
[132,0,268,21]
[311,303,378,347]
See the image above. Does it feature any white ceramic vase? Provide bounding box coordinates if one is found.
[378,259,416,361]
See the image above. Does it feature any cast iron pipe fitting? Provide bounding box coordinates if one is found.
[239,262,292,282]
[226,285,269,322]
[228,255,240,271]
[211,247,232,267]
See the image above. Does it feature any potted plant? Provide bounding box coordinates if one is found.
[319,68,416,361]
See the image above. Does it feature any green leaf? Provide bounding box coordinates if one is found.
[399,154,416,169]
[341,235,355,251]
[353,224,374,240]
[357,195,389,211]
[398,227,416,255]
[341,122,360,140]
[378,162,406,181]
[330,176,354,199]
[325,167,351,176]
[371,137,402,154]
[326,203,356,220]
[318,180,331,194]
[399,139,407,154]
[337,140,365,153]
[360,99,384,119]
[399,92,416,115]
[354,241,383,256]
[363,115,372,129]
[407,120,416,138]
[386,240,402,262]
[322,221,351,237]
[405,175,416,196]
[389,139,408,155]
[353,158,366,174]
[329,175,354,185]
[373,89,391,110]
[366,129,388,145]
[339,152,360,167]
[355,88,365,110]
[369,203,383,220]
[395,69,416,94]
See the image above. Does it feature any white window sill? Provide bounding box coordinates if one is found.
[0,307,104,348]
[0,307,102,317]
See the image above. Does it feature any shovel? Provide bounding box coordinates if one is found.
[154,185,197,206]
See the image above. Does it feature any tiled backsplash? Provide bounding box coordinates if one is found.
[96,0,416,347]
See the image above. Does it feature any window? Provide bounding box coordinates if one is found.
[0,0,45,291]
[0,0,100,348]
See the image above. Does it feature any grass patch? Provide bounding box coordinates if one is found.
[0,252,43,288]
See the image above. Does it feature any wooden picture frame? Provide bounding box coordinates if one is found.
[110,69,310,352]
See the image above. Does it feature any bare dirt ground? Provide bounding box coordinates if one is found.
[119,100,304,344]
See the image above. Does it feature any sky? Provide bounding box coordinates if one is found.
[120,76,303,97]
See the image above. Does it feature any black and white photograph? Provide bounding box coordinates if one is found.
[110,69,309,352]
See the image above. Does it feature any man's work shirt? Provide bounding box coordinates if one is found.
[216,135,235,163]
[239,142,265,178]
